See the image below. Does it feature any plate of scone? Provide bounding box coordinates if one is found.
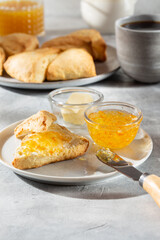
[0,111,153,185]
[0,30,119,89]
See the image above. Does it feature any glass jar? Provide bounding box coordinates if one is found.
[85,102,143,149]
[48,87,104,133]
[0,0,44,36]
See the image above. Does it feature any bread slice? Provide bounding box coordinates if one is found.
[41,29,107,62]
[14,110,57,138]
[13,123,89,169]
[0,47,5,75]
[47,48,96,81]
[4,48,60,83]
[0,33,39,57]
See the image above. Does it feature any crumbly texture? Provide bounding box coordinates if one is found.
[0,33,39,57]
[14,110,57,138]
[4,48,60,83]
[13,123,89,170]
[47,48,96,81]
[41,29,107,62]
[0,47,5,75]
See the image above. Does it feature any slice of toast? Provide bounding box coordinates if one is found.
[14,110,57,138]
[13,123,89,169]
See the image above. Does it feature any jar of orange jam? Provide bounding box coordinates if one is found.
[85,102,143,149]
[0,0,44,36]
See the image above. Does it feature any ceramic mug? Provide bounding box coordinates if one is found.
[116,14,160,83]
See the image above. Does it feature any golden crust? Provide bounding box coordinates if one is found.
[0,33,39,57]
[47,48,96,81]
[42,35,93,55]
[14,110,57,138]
[0,47,5,75]
[70,29,107,62]
[41,29,107,62]
[13,123,89,170]
[4,48,60,83]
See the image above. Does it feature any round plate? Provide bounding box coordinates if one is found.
[0,121,153,185]
[0,45,119,90]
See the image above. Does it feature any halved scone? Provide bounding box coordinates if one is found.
[47,48,96,81]
[14,110,57,138]
[4,48,60,83]
[13,123,89,170]
[0,33,39,57]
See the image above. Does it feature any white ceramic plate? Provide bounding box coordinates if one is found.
[0,121,153,185]
[0,45,119,90]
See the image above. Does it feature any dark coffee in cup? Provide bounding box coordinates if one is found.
[122,21,160,31]
[116,15,160,83]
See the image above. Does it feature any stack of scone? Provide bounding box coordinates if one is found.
[0,29,107,83]
[13,111,89,169]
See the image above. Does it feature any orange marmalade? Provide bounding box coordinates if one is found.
[86,110,142,149]
[0,1,44,36]
[17,131,72,157]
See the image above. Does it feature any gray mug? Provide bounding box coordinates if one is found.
[115,14,160,83]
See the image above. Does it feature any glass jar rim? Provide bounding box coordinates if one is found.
[84,101,143,127]
[48,87,104,107]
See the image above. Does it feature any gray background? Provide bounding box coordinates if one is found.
[44,0,160,30]
[0,0,160,240]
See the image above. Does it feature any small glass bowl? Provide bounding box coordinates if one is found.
[84,101,143,149]
[48,87,104,130]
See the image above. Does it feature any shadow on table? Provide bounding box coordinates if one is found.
[16,153,160,200]
[17,173,146,200]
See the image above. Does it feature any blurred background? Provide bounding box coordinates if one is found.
[44,0,160,32]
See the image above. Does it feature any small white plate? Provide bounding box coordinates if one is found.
[0,45,119,90]
[0,121,153,185]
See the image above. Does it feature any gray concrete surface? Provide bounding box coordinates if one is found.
[0,0,160,239]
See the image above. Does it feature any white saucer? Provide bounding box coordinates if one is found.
[0,121,153,185]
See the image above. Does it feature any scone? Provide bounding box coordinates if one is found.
[13,123,89,170]
[42,35,93,55]
[4,48,60,83]
[0,47,5,75]
[42,29,107,62]
[47,48,96,81]
[0,33,39,56]
[14,110,57,138]
[69,29,107,62]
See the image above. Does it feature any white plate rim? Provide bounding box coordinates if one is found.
[0,45,120,90]
[0,120,153,184]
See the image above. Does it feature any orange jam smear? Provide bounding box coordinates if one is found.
[0,1,44,36]
[87,110,142,149]
[18,131,72,157]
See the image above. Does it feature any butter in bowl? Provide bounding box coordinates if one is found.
[48,87,104,130]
